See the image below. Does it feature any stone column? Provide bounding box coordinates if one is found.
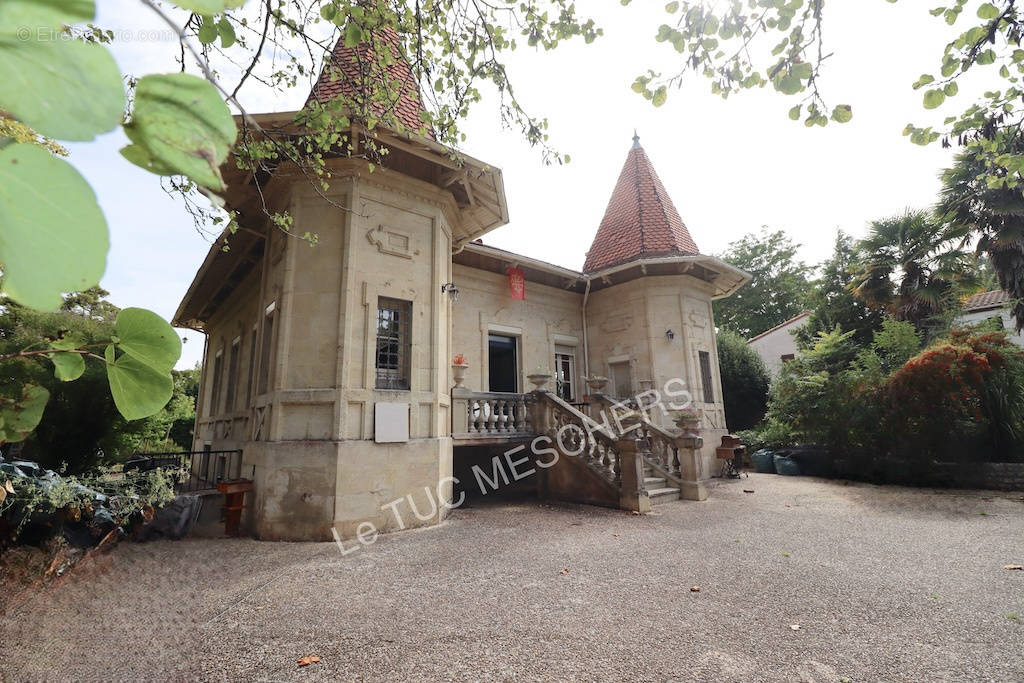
[675,433,708,501]
[451,387,471,435]
[617,437,651,513]
[529,391,551,500]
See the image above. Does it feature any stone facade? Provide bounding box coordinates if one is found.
[176,129,750,541]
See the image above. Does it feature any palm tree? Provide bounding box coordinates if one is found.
[851,209,977,327]
[939,136,1024,331]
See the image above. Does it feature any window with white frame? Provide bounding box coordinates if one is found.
[554,344,577,402]
[376,297,412,390]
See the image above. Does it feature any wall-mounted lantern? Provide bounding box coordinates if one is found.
[441,282,460,302]
[665,329,675,340]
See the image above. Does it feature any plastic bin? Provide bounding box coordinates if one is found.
[773,453,802,476]
[751,449,776,474]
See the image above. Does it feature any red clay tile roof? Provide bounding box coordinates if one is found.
[964,289,1011,312]
[307,27,433,138]
[583,135,700,273]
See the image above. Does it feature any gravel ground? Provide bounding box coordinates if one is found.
[2,474,1023,682]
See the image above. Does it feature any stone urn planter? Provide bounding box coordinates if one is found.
[527,372,552,392]
[452,354,469,389]
[672,410,701,434]
[586,376,608,393]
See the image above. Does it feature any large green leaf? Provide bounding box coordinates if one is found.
[0,144,109,311]
[0,35,124,141]
[121,73,237,191]
[106,352,174,420]
[114,307,182,374]
[0,384,50,443]
[0,0,95,28]
[51,352,85,381]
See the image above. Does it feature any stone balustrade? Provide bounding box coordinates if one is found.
[451,389,533,439]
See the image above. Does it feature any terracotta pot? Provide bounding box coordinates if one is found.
[452,363,469,389]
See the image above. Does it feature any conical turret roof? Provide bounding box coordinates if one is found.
[307,26,433,138]
[583,134,699,273]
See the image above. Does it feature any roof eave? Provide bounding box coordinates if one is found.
[584,254,751,299]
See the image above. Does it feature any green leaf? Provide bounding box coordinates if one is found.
[775,74,802,95]
[344,22,363,47]
[51,352,85,381]
[106,353,173,420]
[170,0,246,13]
[121,73,237,191]
[0,35,124,141]
[977,2,1000,19]
[923,89,946,109]
[943,82,959,96]
[50,332,83,351]
[652,85,668,107]
[0,0,94,28]
[217,17,236,48]
[831,104,853,123]
[198,17,218,44]
[789,104,802,121]
[114,307,181,374]
[0,384,50,443]
[0,144,108,311]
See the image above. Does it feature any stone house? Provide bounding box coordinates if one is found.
[173,37,749,541]
[746,311,811,378]
[958,290,1024,346]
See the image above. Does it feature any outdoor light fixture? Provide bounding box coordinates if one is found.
[665,329,675,340]
[441,282,460,302]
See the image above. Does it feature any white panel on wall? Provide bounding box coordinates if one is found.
[374,402,409,443]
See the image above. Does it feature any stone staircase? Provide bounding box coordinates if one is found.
[643,464,681,504]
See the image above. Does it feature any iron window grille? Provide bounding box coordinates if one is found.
[376,297,412,390]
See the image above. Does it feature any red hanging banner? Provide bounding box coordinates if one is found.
[507,267,526,300]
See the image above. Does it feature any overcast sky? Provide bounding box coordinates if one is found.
[70,1,981,368]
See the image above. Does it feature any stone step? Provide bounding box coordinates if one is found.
[648,487,680,504]
[644,476,666,489]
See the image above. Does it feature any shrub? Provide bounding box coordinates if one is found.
[716,329,770,431]
[885,328,1024,462]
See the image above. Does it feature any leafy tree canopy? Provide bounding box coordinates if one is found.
[850,209,978,330]
[940,134,1024,330]
[714,228,812,339]
[717,329,770,431]
[0,293,196,472]
[796,231,886,348]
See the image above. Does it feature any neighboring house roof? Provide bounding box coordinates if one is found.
[307,27,433,138]
[746,311,812,344]
[964,289,1012,313]
[583,134,700,273]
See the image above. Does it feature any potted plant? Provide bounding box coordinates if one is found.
[585,375,608,393]
[452,353,469,388]
[671,407,701,434]
[527,367,553,392]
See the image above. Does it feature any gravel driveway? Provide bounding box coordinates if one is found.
[2,474,1023,682]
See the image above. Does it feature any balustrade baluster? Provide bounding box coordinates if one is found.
[485,399,497,433]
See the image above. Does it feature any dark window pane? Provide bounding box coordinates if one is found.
[699,350,714,403]
[376,297,412,390]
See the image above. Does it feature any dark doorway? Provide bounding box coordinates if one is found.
[488,334,518,392]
